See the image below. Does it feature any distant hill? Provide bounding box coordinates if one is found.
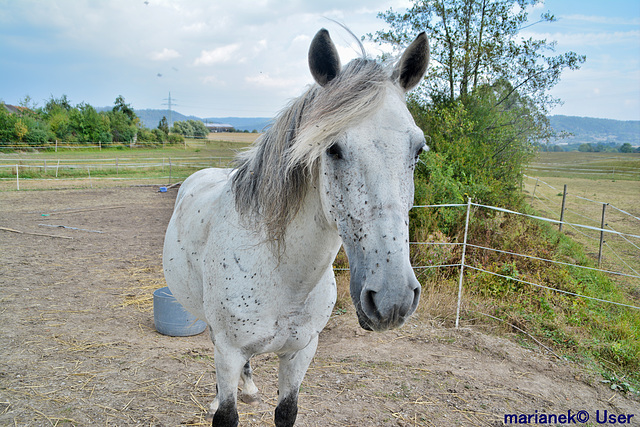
[134,109,271,132]
[128,109,638,146]
[549,115,640,148]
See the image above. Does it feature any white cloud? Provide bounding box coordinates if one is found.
[245,73,299,89]
[194,44,242,66]
[522,30,640,47]
[149,48,181,61]
[561,14,640,26]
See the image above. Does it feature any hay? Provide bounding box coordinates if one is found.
[118,258,167,312]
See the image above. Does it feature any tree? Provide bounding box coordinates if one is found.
[14,119,28,142]
[619,143,633,153]
[158,116,169,135]
[44,94,72,113]
[113,95,137,123]
[372,0,585,232]
[68,103,111,143]
[373,0,585,114]
[188,119,209,139]
[108,110,136,143]
[171,120,194,137]
[578,143,593,152]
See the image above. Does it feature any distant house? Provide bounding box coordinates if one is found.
[2,104,30,115]
[206,123,234,133]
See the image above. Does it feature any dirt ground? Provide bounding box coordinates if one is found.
[1,186,638,426]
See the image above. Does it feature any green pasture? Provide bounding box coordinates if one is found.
[0,137,255,189]
[527,152,640,181]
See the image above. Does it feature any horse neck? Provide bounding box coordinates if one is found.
[280,181,342,281]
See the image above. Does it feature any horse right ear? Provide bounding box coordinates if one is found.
[308,29,341,87]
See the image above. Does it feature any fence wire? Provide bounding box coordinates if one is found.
[403,201,640,328]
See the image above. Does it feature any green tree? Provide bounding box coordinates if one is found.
[14,119,28,142]
[44,94,72,113]
[619,143,633,153]
[158,116,169,135]
[113,95,137,123]
[373,0,583,214]
[171,120,194,137]
[108,110,136,143]
[188,119,209,139]
[0,104,19,143]
[373,0,585,114]
[68,103,111,143]
[578,143,593,152]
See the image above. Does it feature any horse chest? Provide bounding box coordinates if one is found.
[205,261,335,355]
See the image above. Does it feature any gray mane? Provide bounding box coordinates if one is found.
[231,57,394,247]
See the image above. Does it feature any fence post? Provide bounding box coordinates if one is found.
[559,184,567,232]
[168,158,172,186]
[455,198,472,329]
[598,203,608,267]
[16,164,19,191]
[531,178,539,203]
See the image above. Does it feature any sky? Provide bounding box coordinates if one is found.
[1,0,639,121]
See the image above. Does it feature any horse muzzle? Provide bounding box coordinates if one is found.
[351,273,421,332]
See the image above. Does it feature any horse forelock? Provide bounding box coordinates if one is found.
[231,58,393,246]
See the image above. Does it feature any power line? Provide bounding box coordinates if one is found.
[161,92,178,127]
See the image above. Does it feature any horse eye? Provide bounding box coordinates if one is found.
[327,143,343,160]
[415,144,426,159]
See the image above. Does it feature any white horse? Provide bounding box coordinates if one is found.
[163,28,429,426]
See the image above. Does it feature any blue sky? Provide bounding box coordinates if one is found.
[1,0,638,121]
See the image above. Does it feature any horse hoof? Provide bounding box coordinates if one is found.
[204,411,214,421]
[240,393,260,406]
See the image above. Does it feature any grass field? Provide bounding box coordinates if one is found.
[527,151,640,181]
[524,152,639,286]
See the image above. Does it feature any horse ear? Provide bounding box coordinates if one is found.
[308,29,341,87]
[394,32,429,92]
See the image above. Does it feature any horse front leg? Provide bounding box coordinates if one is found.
[275,336,319,427]
[210,345,245,427]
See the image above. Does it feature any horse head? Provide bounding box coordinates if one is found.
[309,29,430,331]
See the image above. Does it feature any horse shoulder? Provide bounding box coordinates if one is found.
[164,168,234,318]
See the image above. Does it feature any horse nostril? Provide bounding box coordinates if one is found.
[411,285,421,312]
[361,289,380,320]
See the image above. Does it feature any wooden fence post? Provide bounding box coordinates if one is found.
[559,184,567,232]
[531,178,539,203]
[598,203,608,267]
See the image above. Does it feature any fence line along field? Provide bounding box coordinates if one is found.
[0,133,259,191]
[527,151,640,181]
[524,151,640,294]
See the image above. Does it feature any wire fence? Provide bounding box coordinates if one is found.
[0,156,235,190]
[3,156,639,325]
[523,174,640,278]
[404,200,640,329]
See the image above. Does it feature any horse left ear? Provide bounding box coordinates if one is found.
[394,32,429,92]
[309,29,341,87]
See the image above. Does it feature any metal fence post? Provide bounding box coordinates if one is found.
[455,198,472,329]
